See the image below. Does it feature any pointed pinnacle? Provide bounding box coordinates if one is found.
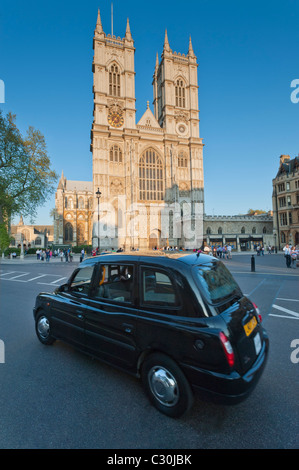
[96,8,103,32]
[125,18,132,40]
[188,35,195,56]
[164,29,171,51]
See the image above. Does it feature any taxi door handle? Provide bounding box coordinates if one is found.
[122,323,134,334]
[76,309,84,319]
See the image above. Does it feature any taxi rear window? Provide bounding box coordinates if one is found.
[193,260,241,305]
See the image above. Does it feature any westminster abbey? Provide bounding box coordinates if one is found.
[54,10,204,249]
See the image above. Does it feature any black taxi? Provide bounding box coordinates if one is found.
[33,252,269,418]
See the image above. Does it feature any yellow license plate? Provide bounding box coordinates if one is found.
[244,316,257,336]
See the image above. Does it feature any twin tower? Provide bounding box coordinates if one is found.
[90,10,204,249]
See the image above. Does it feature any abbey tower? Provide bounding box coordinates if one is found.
[55,10,204,249]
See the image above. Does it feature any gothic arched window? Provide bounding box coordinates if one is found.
[139,148,164,201]
[65,222,73,242]
[109,64,121,97]
[68,198,74,209]
[78,197,84,209]
[175,79,186,108]
[110,145,123,163]
[178,151,188,168]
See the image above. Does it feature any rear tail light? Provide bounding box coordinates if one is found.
[219,332,235,368]
[252,302,262,322]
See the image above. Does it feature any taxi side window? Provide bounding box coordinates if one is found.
[70,266,94,295]
[141,268,179,307]
[93,264,134,304]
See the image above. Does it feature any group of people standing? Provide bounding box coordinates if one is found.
[36,247,74,262]
[283,244,298,268]
[36,248,52,262]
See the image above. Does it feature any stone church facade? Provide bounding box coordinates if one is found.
[54,10,204,249]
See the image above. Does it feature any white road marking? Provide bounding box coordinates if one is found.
[26,274,48,282]
[0,271,17,277]
[7,272,30,280]
[276,297,299,302]
[269,314,299,320]
[51,277,67,284]
[270,304,299,319]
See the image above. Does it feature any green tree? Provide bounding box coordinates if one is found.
[0,111,58,223]
[0,223,11,256]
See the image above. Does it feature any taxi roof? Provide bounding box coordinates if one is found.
[81,250,214,267]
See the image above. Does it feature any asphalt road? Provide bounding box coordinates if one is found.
[0,253,298,449]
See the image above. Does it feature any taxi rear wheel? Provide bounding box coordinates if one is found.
[35,311,56,345]
[141,353,193,418]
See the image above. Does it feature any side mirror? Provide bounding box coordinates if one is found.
[55,283,69,294]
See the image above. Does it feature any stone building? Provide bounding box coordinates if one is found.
[272,154,299,249]
[203,213,273,251]
[54,171,93,246]
[10,216,53,249]
[54,10,204,249]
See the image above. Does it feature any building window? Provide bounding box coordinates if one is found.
[78,197,84,209]
[175,79,186,108]
[252,227,256,234]
[287,196,292,206]
[281,232,286,243]
[278,183,285,192]
[65,222,73,241]
[109,64,120,97]
[65,197,68,209]
[35,237,42,245]
[206,227,211,235]
[280,212,287,226]
[110,145,123,163]
[263,226,267,234]
[241,226,245,234]
[279,197,286,207]
[68,198,74,209]
[289,212,293,225]
[218,227,222,235]
[139,148,164,201]
[178,151,188,168]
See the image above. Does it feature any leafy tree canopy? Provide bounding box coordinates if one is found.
[247,209,267,215]
[0,111,58,223]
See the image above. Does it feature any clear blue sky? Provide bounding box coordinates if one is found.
[1,0,298,225]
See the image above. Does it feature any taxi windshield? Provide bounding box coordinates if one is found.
[193,260,241,305]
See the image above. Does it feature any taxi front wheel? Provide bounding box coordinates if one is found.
[35,311,56,345]
[141,353,193,418]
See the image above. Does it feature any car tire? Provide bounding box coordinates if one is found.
[35,311,56,345]
[141,353,193,418]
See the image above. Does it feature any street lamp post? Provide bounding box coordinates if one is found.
[274,233,277,254]
[96,187,101,254]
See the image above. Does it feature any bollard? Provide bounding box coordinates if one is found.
[251,255,255,272]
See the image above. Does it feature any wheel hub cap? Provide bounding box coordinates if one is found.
[149,366,179,407]
[38,317,49,339]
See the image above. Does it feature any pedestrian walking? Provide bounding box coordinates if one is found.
[291,246,298,268]
[283,244,292,268]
